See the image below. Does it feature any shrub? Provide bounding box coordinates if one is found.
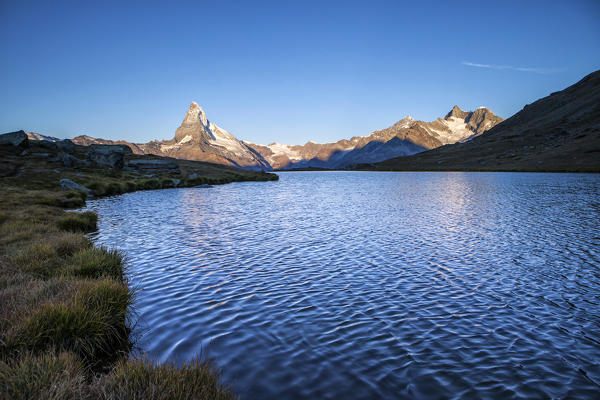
[57,212,98,233]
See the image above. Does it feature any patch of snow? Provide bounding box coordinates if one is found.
[178,135,193,144]
[435,117,473,144]
[267,142,302,161]
[27,132,61,142]
[208,122,252,157]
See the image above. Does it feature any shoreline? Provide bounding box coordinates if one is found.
[0,140,277,398]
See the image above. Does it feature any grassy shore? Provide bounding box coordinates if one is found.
[0,142,277,399]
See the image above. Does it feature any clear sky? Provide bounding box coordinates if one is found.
[1,0,599,145]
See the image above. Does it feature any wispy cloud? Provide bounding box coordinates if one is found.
[462,61,564,74]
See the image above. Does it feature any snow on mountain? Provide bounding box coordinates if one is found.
[248,106,503,169]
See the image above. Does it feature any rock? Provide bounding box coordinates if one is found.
[60,152,90,168]
[0,130,28,148]
[87,147,124,169]
[127,159,180,173]
[20,149,30,156]
[57,139,75,153]
[188,172,199,179]
[59,178,94,198]
[89,143,133,154]
[34,140,58,150]
[172,178,181,187]
[31,153,51,158]
[143,174,157,179]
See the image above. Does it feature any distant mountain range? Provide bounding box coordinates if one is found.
[29,70,599,172]
[372,70,600,172]
[68,104,502,171]
[72,102,270,170]
[247,106,502,169]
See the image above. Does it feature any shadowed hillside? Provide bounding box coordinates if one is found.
[368,70,600,172]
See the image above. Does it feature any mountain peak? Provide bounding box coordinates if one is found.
[445,105,468,119]
[183,101,208,127]
[392,115,414,129]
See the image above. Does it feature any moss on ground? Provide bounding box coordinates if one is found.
[0,143,260,399]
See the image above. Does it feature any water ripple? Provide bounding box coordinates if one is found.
[86,172,600,399]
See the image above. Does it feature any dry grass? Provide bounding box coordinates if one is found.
[0,143,246,399]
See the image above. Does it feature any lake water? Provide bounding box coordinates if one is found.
[85,171,600,399]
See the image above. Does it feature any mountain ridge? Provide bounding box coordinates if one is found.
[247,106,503,169]
[370,70,600,172]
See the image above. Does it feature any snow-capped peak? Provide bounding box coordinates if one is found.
[184,101,208,127]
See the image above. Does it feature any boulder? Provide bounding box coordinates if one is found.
[57,139,75,153]
[59,178,94,198]
[87,147,124,169]
[33,140,58,150]
[127,159,180,174]
[89,143,133,154]
[172,178,181,187]
[0,130,28,148]
[60,152,91,168]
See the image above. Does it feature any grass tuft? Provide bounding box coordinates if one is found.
[98,356,236,400]
[0,351,86,400]
[61,247,124,280]
[8,279,131,367]
[57,211,98,233]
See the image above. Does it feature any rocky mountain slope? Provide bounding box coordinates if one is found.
[72,102,271,170]
[247,106,502,169]
[371,70,600,172]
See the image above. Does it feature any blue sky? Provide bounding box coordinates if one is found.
[1,0,599,144]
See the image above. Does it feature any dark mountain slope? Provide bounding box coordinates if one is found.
[371,70,600,172]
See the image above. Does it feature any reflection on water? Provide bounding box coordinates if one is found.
[85,172,600,399]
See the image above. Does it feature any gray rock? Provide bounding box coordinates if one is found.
[87,147,124,169]
[188,172,199,179]
[127,159,180,173]
[60,152,90,168]
[57,139,75,153]
[59,178,94,198]
[34,140,58,150]
[0,130,28,147]
[89,143,133,154]
[172,178,181,187]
